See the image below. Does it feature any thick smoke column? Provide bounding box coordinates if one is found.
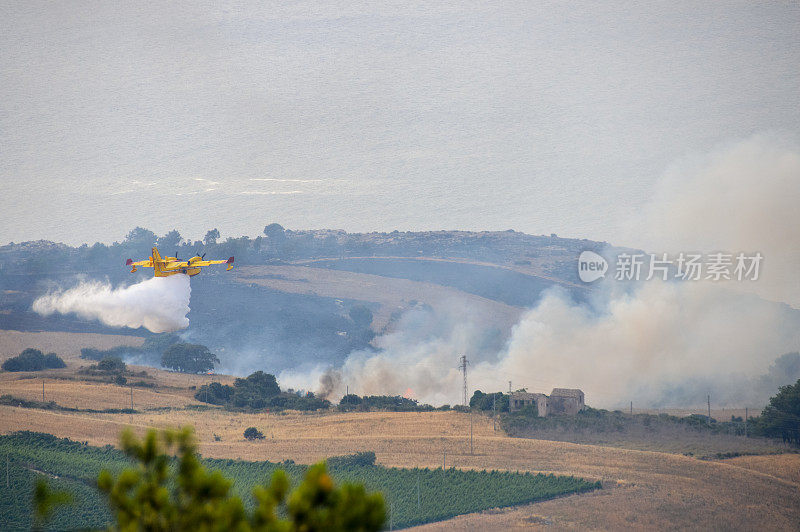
[633,133,800,308]
[33,275,191,333]
[304,133,800,408]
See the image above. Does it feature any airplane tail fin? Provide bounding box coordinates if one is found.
[152,247,163,276]
[226,256,234,271]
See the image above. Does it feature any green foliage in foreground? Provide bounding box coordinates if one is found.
[96,427,385,531]
[0,431,599,530]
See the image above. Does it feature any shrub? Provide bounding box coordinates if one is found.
[43,353,67,369]
[339,395,434,412]
[2,348,66,371]
[243,427,265,440]
[114,374,127,386]
[97,356,126,373]
[195,382,235,405]
[327,451,376,468]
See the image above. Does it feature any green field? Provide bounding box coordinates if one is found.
[0,432,599,530]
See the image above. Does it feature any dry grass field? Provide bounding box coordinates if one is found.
[1,329,798,529]
[0,329,144,361]
[0,404,798,530]
[234,265,523,332]
[0,329,235,409]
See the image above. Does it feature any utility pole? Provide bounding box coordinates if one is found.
[745,407,748,437]
[130,385,134,411]
[508,381,512,394]
[458,355,469,406]
[707,395,711,424]
[470,408,473,455]
[630,401,633,415]
[493,393,496,432]
[42,379,45,402]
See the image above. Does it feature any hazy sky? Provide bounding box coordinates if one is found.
[2,1,798,246]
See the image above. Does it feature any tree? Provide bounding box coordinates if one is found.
[204,228,220,246]
[97,356,126,373]
[161,343,219,374]
[263,223,285,240]
[469,390,509,412]
[244,427,265,440]
[93,427,385,531]
[232,371,281,408]
[348,306,373,328]
[157,229,183,250]
[755,378,800,445]
[125,227,157,246]
[339,394,363,410]
[195,382,234,405]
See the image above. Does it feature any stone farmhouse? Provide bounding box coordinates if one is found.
[509,388,585,416]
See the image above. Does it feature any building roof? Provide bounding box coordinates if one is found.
[510,391,547,399]
[550,388,584,398]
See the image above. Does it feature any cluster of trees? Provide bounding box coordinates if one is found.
[1,348,65,372]
[81,335,220,375]
[338,394,437,412]
[753,379,800,444]
[195,371,330,411]
[78,356,128,385]
[469,390,510,412]
[1,223,583,282]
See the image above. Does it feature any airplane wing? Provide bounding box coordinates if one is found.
[125,259,153,267]
[192,258,233,266]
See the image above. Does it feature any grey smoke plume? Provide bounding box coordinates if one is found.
[300,134,800,408]
[310,283,799,408]
[33,274,191,333]
[633,133,800,308]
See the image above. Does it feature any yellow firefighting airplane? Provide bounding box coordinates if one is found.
[126,247,234,277]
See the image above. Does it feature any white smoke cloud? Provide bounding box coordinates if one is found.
[632,132,800,308]
[312,283,799,408]
[474,282,800,408]
[33,275,191,333]
[305,133,800,408]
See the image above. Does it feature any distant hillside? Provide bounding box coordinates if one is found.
[0,227,614,374]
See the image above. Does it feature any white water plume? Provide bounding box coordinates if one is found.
[33,274,191,333]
